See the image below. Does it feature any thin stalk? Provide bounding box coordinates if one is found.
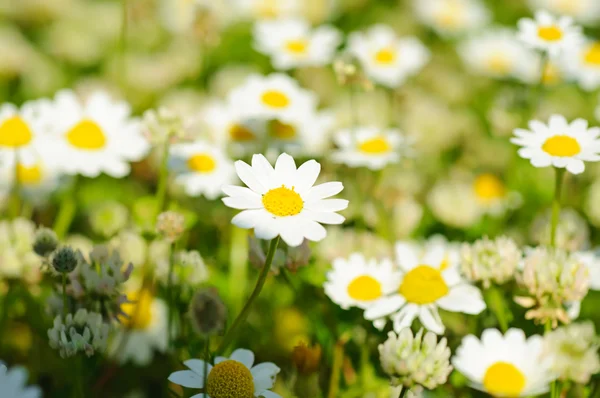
[53,176,78,239]
[203,337,210,393]
[550,168,565,248]
[228,226,248,314]
[217,236,280,354]
[327,337,347,398]
[167,241,176,348]
[62,274,68,317]
[398,387,408,398]
[155,138,171,217]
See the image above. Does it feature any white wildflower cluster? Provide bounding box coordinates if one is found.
[142,107,186,145]
[379,328,452,390]
[156,211,185,243]
[0,218,41,283]
[460,236,521,287]
[48,309,110,358]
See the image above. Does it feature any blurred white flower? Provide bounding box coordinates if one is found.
[562,39,600,91]
[235,0,300,20]
[527,0,600,26]
[0,218,41,283]
[48,309,110,358]
[530,208,590,251]
[460,236,522,288]
[413,0,490,37]
[0,156,64,205]
[517,10,583,57]
[0,361,41,398]
[347,25,430,88]
[253,18,342,70]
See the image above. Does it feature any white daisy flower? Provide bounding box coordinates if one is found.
[169,141,235,199]
[253,18,342,70]
[527,0,600,26]
[267,110,335,157]
[453,328,556,397]
[331,126,408,170]
[575,251,600,291]
[168,348,282,398]
[112,288,168,366]
[45,90,150,178]
[562,39,600,91]
[0,361,41,398]
[0,156,65,204]
[235,0,301,20]
[364,238,486,335]
[458,29,540,83]
[0,99,53,166]
[413,0,491,37]
[517,10,583,57]
[511,114,600,175]
[228,74,317,122]
[471,173,521,217]
[347,24,430,88]
[222,153,348,247]
[324,253,401,310]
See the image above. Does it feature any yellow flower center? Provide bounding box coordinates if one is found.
[483,362,526,397]
[473,174,506,203]
[542,135,581,157]
[537,25,563,42]
[229,124,256,142]
[0,116,33,148]
[347,275,383,301]
[66,120,107,150]
[486,53,512,75]
[206,360,255,398]
[583,43,600,66]
[270,120,296,140]
[261,90,290,109]
[374,48,397,65]
[118,290,154,330]
[16,163,43,185]
[358,136,391,154]
[262,185,303,217]
[187,153,216,173]
[286,39,309,55]
[399,265,449,304]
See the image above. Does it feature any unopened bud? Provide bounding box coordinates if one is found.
[51,246,80,274]
[188,288,227,336]
[33,227,59,257]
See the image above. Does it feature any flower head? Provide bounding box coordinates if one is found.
[460,236,521,287]
[156,211,186,243]
[530,208,590,251]
[47,309,110,358]
[517,10,583,56]
[562,39,600,91]
[527,0,600,26]
[414,0,490,37]
[188,288,228,336]
[33,227,59,258]
[51,246,80,274]
[379,328,452,390]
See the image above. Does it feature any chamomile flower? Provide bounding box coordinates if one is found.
[527,0,600,26]
[458,29,540,83]
[413,0,491,37]
[331,126,408,170]
[324,253,401,310]
[471,173,521,216]
[253,19,342,70]
[453,328,556,397]
[168,348,282,398]
[45,90,150,178]
[169,141,235,199]
[347,25,430,88]
[0,156,64,205]
[511,114,600,175]
[222,153,348,247]
[0,361,41,398]
[517,10,583,57]
[112,288,169,366]
[228,74,317,122]
[235,0,300,20]
[562,39,600,91]
[266,110,335,156]
[365,238,486,335]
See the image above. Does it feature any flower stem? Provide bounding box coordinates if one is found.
[229,226,248,314]
[53,176,78,239]
[203,337,210,393]
[327,336,349,398]
[217,236,280,354]
[550,168,565,248]
[398,387,408,398]
[155,138,171,217]
[62,274,68,317]
[167,241,176,348]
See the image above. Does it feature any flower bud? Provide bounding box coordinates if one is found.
[51,246,80,274]
[292,342,322,375]
[33,227,59,257]
[188,288,227,336]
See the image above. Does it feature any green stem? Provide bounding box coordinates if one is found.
[485,286,509,332]
[327,338,347,398]
[203,337,210,393]
[398,387,408,398]
[217,236,280,354]
[155,138,171,217]
[76,356,85,397]
[53,176,78,239]
[550,168,565,248]
[229,226,248,314]
[62,274,68,317]
[167,242,176,349]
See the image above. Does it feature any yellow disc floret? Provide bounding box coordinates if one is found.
[399,265,449,304]
[262,185,303,217]
[206,360,255,398]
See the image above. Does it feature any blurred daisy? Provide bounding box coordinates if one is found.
[235,0,300,20]
[471,173,521,216]
[453,328,556,397]
[253,18,342,70]
[168,348,282,398]
[228,74,317,122]
[113,288,168,366]
[517,10,583,57]
[46,90,150,178]
[0,99,53,166]
[527,0,600,26]
[413,0,490,37]
[222,153,348,247]
[267,110,335,156]
[511,114,600,174]
[562,40,600,91]
[169,141,235,199]
[575,251,600,291]
[458,29,540,83]
[331,126,408,170]
[324,253,401,310]
[347,25,430,88]
[365,238,486,334]
[0,157,64,205]
[0,361,41,398]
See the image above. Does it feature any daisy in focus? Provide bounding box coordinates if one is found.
[453,328,556,397]
[413,0,490,37]
[527,0,600,26]
[112,288,169,366]
[517,10,583,57]
[324,253,401,310]
[0,361,41,398]
[169,141,235,199]
[511,114,600,175]
[45,90,150,178]
[253,19,342,70]
[365,238,486,334]
[222,153,348,247]
[331,126,409,170]
[168,348,282,398]
[563,40,600,91]
[458,29,540,83]
[347,24,430,88]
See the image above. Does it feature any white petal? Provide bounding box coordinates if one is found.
[256,391,282,398]
[566,159,585,174]
[304,199,348,212]
[231,210,263,229]
[236,160,267,194]
[231,349,255,368]
[251,362,281,393]
[303,181,344,202]
[184,359,212,377]
[280,224,305,247]
[436,285,486,315]
[392,304,418,332]
[301,220,327,242]
[222,196,263,210]
[168,370,204,388]
[294,160,320,193]
[274,152,296,175]
[419,306,445,335]
[303,210,345,225]
[222,185,263,202]
[364,295,406,320]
